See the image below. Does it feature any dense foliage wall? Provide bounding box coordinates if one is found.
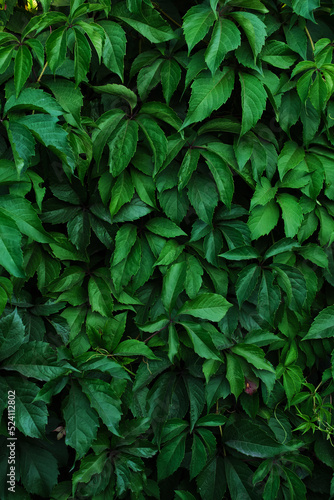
[1,0,334,498]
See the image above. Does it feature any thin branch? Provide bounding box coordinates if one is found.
[305,26,315,52]
[37,61,48,83]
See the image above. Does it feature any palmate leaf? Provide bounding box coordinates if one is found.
[182,68,235,129]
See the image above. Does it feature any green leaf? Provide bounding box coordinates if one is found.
[220,246,259,261]
[18,114,75,171]
[0,46,15,75]
[277,193,304,238]
[63,381,99,460]
[178,293,232,322]
[46,26,67,74]
[162,261,187,311]
[248,200,280,240]
[278,141,305,180]
[258,270,281,324]
[236,263,261,306]
[184,376,205,432]
[226,353,245,398]
[250,177,277,210]
[187,173,218,224]
[73,27,91,86]
[225,418,298,457]
[108,119,138,176]
[92,110,125,168]
[5,87,63,116]
[225,458,254,500]
[88,276,113,317]
[4,120,36,175]
[239,72,267,136]
[112,3,176,43]
[80,379,122,435]
[14,44,32,97]
[155,239,184,266]
[298,243,328,268]
[261,41,297,69]
[146,217,186,237]
[309,71,328,112]
[264,238,300,259]
[263,469,280,500]
[92,84,137,111]
[182,67,235,129]
[201,150,234,209]
[205,18,241,74]
[72,452,108,497]
[3,341,69,381]
[303,305,334,340]
[232,343,275,372]
[178,148,200,190]
[0,195,52,243]
[190,433,207,479]
[185,254,203,299]
[157,432,187,481]
[168,322,180,363]
[99,20,126,81]
[136,115,167,175]
[175,491,197,500]
[0,211,24,278]
[271,264,307,311]
[109,171,134,217]
[160,59,181,105]
[230,12,267,58]
[7,376,48,438]
[183,4,215,54]
[0,310,28,362]
[19,440,59,497]
[197,456,226,500]
[113,339,157,359]
[139,102,183,131]
[291,0,320,22]
[180,321,222,361]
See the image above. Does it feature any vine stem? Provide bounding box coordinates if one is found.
[143,321,171,343]
[305,26,315,52]
[37,62,48,82]
[152,2,182,28]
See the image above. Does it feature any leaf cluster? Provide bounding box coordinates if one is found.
[1,0,334,499]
